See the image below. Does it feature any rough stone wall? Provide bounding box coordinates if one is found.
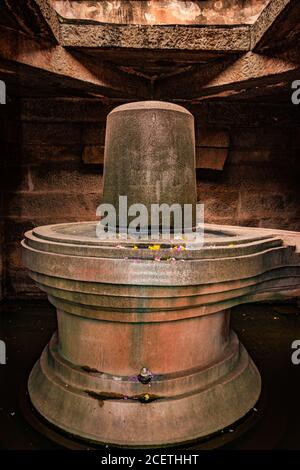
[2,98,106,298]
[1,98,299,299]
[194,102,300,231]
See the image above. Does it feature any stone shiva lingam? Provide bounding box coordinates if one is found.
[22,101,300,447]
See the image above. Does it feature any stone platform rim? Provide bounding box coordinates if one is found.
[25,221,283,255]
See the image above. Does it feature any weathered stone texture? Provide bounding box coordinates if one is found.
[251,0,298,49]
[82,145,104,164]
[155,52,300,100]
[196,147,228,171]
[60,23,250,51]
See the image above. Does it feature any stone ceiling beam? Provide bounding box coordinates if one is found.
[33,0,61,41]
[154,51,300,101]
[251,0,299,50]
[59,23,251,53]
[4,0,60,42]
[0,25,150,99]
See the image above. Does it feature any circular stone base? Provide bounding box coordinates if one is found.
[22,221,272,448]
[27,333,261,448]
[20,385,263,450]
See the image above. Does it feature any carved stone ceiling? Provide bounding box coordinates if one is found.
[50,1,269,26]
[0,0,299,102]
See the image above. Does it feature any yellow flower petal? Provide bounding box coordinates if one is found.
[148,245,160,251]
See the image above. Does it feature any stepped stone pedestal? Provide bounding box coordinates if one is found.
[22,101,300,447]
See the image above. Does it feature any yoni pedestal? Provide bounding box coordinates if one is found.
[22,101,300,447]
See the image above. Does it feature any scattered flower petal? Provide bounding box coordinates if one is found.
[148,245,160,251]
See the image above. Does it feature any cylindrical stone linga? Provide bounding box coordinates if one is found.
[22,100,269,447]
[102,101,197,233]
